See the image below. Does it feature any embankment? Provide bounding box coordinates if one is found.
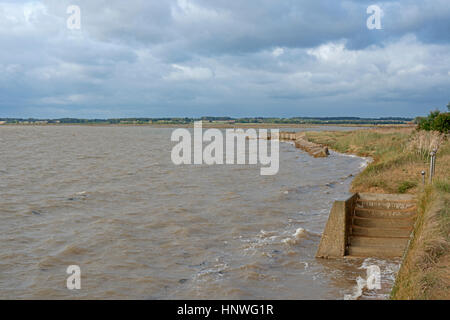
[279,131,329,158]
[303,128,449,299]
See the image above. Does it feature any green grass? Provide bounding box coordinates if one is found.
[398,181,418,193]
[305,129,424,194]
[435,179,450,193]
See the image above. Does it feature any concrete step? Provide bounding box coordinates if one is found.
[356,200,415,210]
[358,193,415,202]
[353,216,415,228]
[354,207,417,219]
[347,245,405,258]
[349,236,409,248]
[351,225,412,238]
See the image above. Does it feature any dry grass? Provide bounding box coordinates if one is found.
[304,127,449,299]
[305,128,448,195]
[407,130,446,160]
[391,186,450,299]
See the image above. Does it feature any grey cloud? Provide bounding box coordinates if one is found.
[0,0,449,118]
[38,0,450,56]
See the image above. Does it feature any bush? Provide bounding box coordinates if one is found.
[433,113,450,133]
[417,110,450,134]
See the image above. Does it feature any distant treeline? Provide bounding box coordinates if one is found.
[0,116,413,125]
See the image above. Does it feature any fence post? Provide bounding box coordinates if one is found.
[429,150,436,183]
[432,149,437,177]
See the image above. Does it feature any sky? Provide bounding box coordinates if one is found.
[0,0,449,118]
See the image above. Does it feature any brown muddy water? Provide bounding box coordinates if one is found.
[0,126,400,299]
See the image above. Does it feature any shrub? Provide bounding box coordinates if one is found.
[417,110,450,134]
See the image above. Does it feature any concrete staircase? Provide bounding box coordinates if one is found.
[346,194,417,258]
[316,193,417,259]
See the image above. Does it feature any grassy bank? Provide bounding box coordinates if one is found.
[304,128,449,299]
[391,184,449,299]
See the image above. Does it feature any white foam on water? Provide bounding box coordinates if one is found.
[281,227,308,245]
[241,226,314,254]
[330,150,372,170]
[358,157,371,169]
[294,227,306,238]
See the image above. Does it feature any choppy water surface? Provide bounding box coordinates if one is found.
[0,126,399,299]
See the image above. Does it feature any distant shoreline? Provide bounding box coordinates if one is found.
[0,123,415,129]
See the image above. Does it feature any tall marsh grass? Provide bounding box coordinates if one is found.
[407,130,446,160]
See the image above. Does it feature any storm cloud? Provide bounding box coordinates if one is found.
[0,0,449,117]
